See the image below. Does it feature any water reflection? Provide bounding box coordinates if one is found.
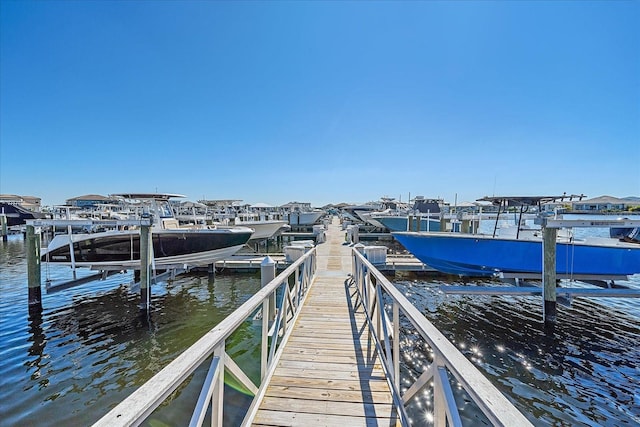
[1,236,263,427]
[3,231,639,426]
[393,277,640,425]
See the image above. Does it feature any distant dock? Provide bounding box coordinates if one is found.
[213,252,436,274]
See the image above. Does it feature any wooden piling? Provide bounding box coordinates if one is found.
[352,224,359,244]
[542,227,557,325]
[440,217,448,232]
[139,224,152,310]
[208,263,216,283]
[26,225,42,309]
[1,214,7,241]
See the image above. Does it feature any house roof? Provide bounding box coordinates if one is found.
[573,195,626,204]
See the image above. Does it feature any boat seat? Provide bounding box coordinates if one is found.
[162,218,180,229]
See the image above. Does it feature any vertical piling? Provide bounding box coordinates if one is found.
[139,224,152,310]
[261,256,276,321]
[208,263,216,283]
[542,226,557,325]
[26,225,42,311]
[1,214,7,241]
[440,217,448,232]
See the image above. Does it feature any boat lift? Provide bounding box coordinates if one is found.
[439,216,640,325]
[26,218,157,312]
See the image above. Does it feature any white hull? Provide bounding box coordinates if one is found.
[235,220,288,240]
[288,211,323,225]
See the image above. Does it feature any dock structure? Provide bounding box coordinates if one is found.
[213,253,435,274]
[250,218,399,425]
[95,216,531,427]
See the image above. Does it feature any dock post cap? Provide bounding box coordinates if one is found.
[353,243,365,253]
[261,256,276,266]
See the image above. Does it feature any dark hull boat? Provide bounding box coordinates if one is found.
[0,202,47,227]
[41,193,253,269]
[42,227,253,268]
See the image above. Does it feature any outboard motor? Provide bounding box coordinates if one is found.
[611,227,634,239]
[623,227,640,244]
[610,217,634,239]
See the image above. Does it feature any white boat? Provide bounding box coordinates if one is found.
[287,211,324,225]
[234,218,289,240]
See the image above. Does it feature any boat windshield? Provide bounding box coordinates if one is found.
[157,201,174,218]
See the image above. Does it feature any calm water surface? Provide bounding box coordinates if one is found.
[1,218,639,426]
[0,234,260,426]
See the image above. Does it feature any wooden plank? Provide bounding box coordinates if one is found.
[267,376,393,393]
[279,352,361,364]
[251,217,398,426]
[253,410,394,427]
[264,385,394,404]
[259,396,397,418]
[271,367,386,381]
[277,359,384,373]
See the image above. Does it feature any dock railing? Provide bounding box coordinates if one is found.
[351,248,533,427]
[94,247,317,427]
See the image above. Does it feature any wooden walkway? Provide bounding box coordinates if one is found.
[252,218,399,426]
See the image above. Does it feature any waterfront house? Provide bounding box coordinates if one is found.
[572,195,640,212]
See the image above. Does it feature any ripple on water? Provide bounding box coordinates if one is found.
[392,275,640,426]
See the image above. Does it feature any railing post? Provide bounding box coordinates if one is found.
[261,296,269,378]
[433,355,446,427]
[212,344,225,427]
[294,265,300,308]
[393,300,400,391]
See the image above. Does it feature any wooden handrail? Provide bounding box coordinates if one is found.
[93,248,317,427]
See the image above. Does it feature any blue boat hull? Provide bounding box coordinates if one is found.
[392,232,640,277]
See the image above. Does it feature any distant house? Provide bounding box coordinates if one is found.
[0,194,42,211]
[571,196,640,212]
[65,194,113,208]
[281,201,313,211]
[199,199,243,209]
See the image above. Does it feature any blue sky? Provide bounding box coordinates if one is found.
[1,0,638,207]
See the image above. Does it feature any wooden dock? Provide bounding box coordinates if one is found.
[251,218,399,426]
[214,252,436,274]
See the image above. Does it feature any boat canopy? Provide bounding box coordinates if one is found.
[477,194,585,207]
[111,193,186,201]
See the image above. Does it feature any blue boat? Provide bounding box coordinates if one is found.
[392,195,640,278]
[392,231,640,277]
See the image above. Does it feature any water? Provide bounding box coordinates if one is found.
[391,214,640,426]
[1,216,639,426]
[393,276,640,426]
[0,234,260,426]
